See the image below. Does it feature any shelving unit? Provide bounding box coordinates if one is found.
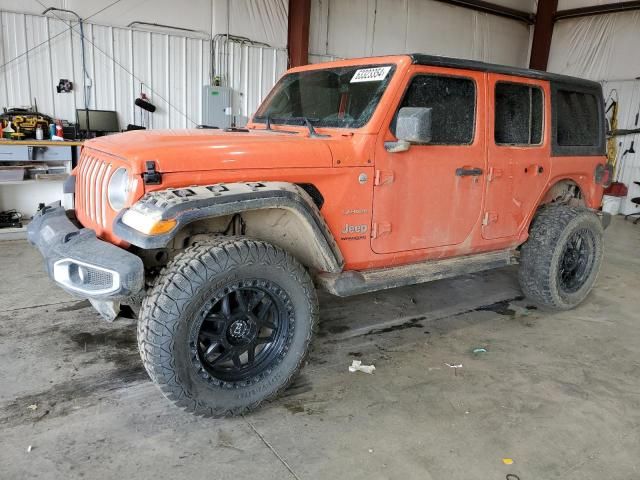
[0,140,82,240]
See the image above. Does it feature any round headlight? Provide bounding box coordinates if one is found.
[107,167,130,211]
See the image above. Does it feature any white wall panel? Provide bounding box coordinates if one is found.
[112,27,134,127]
[548,11,640,214]
[548,12,640,81]
[212,37,287,124]
[25,14,54,115]
[1,11,31,107]
[0,11,217,129]
[602,80,640,215]
[1,0,214,35]
[211,0,288,47]
[47,15,76,118]
[309,0,531,67]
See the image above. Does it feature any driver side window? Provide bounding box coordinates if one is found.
[393,75,476,145]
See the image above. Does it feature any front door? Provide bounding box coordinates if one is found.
[482,74,551,239]
[371,67,486,254]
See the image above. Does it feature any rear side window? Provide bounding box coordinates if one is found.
[495,83,543,145]
[394,75,476,145]
[556,90,599,146]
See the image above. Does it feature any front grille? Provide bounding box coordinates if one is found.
[76,152,113,229]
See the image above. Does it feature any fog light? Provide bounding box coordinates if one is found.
[53,259,120,295]
[69,263,89,285]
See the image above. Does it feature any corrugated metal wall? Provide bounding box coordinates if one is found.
[212,37,288,125]
[600,82,640,216]
[0,10,287,129]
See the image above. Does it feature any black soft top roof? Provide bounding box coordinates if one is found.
[410,54,600,90]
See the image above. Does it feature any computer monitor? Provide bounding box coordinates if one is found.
[76,109,120,134]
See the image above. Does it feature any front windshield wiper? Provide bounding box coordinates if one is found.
[253,114,296,134]
[270,116,330,138]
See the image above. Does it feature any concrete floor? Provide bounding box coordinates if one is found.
[1,217,639,480]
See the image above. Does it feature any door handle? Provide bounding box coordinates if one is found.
[455,167,483,177]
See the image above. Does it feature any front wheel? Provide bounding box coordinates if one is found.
[137,238,318,417]
[518,205,604,310]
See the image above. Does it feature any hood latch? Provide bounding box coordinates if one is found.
[143,161,162,185]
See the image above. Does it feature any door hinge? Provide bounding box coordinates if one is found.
[374,170,394,186]
[482,212,498,226]
[143,161,162,185]
[487,167,503,182]
[371,222,392,238]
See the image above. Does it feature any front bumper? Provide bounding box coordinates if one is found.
[27,203,144,300]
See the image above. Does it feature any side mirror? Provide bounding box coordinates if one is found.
[385,107,432,153]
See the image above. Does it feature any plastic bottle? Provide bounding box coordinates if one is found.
[3,121,15,139]
[55,121,63,138]
[36,126,44,140]
[49,123,56,139]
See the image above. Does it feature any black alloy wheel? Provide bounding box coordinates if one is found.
[137,238,318,417]
[557,228,596,294]
[518,205,603,310]
[191,280,292,383]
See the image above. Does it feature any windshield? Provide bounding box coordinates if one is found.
[253,64,396,129]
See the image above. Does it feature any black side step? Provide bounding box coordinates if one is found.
[316,249,517,297]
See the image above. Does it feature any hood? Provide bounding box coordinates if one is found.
[84,128,334,174]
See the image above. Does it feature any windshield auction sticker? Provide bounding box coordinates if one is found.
[350,66,392,83]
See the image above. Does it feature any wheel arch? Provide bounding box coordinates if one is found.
[518,177,588,243]
[114,182,344,273]
[538,178,586,208]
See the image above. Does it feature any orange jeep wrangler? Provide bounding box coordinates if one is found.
[29,54,612,416]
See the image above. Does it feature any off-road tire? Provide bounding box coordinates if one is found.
[518,205,604,310]
[137,238,318,417]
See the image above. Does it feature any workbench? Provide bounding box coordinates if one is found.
[0,140,82,240]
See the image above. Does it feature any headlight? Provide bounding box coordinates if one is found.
[122,209,177,235]
[107,168,130,211]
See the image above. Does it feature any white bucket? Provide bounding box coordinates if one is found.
[602,195,622,215]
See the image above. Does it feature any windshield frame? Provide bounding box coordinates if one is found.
[252,63,398,131]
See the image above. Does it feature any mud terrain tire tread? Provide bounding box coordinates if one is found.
[518,205,603,310]
[137,237,318,417]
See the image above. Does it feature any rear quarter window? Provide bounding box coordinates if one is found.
[557,90,599,146]
[551,83,605,156]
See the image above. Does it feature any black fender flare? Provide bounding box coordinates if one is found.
[113,181,344,273]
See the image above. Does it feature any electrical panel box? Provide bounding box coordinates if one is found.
[202,86,232,129]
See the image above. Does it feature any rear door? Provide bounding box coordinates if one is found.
[371,67,486,254]
[482,74,551,239]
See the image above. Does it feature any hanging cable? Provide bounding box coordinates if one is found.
[0,0,123,72]
[3,0,198,127]
[41,6,92,134]
[64,23,200,126]
[36,0,198,125]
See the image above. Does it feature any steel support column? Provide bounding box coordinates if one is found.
[287,0,311,68]
[529,0,558,71]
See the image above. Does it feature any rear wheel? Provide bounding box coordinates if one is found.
[137,238,317,417]
[518,205,604,310]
